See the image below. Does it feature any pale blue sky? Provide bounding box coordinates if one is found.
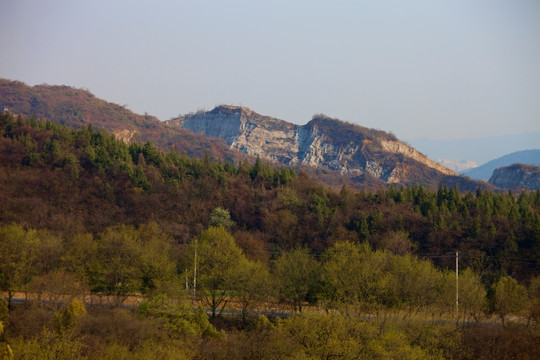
[1,0,539,141]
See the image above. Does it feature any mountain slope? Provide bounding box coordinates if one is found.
[0,79,237,160]
[167,106,489,189]
[1,79,490,190]
[489,164,540,190]
[1,112,537,280]
[463,149,540,180]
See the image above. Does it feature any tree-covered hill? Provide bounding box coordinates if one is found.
[1,79,493,191]
[1,112,539,281]
[0,79,239,161]
[1,113,540,359]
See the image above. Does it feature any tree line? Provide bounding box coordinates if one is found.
[1,112,540,358]
[1,112,538,281]
[1,219,539,359]
[1,220,538,324]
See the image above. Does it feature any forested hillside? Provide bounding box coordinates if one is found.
[0,79,238,161]
[1,112,538,278]
[1,79,492,191]
[1,113,539,359]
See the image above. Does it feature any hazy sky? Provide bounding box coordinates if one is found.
[1,0,539,140]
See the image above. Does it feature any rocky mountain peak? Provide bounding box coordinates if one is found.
[166,105,457,186]
[207,105,251,118]
[489,164,540,190]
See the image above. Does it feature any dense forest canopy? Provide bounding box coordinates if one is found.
[1,113,539,359]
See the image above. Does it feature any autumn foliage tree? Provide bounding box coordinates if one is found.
[189,226,246,317]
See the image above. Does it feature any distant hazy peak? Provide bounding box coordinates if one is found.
[463,149,540,181]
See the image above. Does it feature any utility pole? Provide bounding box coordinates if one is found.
[456,251,459,322]
[193,238,198,299]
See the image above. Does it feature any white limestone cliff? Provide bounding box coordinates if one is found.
[489,164,540,190]
[168,106,457,184]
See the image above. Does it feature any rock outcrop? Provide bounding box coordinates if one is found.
[463,149,540,180]
[167,105,457,185]
[112,128,137,143]
[489,164,540,190]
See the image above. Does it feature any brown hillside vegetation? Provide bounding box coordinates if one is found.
[1,113,540,359]
[0,113,538,278]
[0,78,238,161]
[1,79,493,191]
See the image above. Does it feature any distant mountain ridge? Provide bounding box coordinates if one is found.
[1,79,490,190]
[409,132,540,166]
[463,149,540,181]
[0,78,237,160]
[167,105,476,188]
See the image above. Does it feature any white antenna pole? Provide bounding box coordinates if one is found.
[456,251,459,322]
[193,238,198,299]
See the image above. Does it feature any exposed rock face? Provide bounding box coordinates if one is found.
[112,129,137,143]
[489,164,540,190]
[463,149,540,180]
[380,140,455,176]
[167,105,457,185]
[0,79,481,189]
